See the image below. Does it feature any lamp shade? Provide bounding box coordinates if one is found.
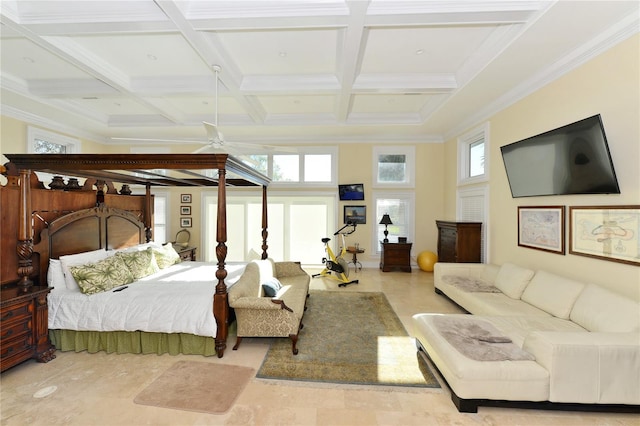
[379,214,393,225]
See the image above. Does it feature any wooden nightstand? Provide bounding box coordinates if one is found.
[1,285,56,372]
[173,245,197,261]
[380,242,412,272]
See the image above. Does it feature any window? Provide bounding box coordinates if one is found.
[458,123,489,185]
[203,192,336,264]
[372,146,415,188]
[372,192,415,253]
[28,126,80,154]
[240,148,336,186]
[152,191,169,244]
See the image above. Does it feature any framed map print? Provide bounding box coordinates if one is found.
[518,206,565,254]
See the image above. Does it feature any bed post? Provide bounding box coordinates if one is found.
[214,167,228,357]
[144,183,152,242]
[17,168,34,291]
[261,185,269,260]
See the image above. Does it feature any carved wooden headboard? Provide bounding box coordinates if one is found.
[34,204,145,285]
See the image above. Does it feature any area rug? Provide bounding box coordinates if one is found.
[256,291,440,388]
[134,361,254,414]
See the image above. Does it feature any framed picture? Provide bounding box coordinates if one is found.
[344,205,366,225]
[180,206,191,215]
[569,205,640,266]
[180,217,192,228]
[181,194,191,203]
[518,206,565,254]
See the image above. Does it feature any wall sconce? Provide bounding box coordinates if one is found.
[379,214,393,243]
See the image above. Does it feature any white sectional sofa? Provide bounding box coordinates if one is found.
[413,262,640,413]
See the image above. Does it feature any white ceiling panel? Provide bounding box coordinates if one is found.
[257,95,335,114]
[213,28,339,75]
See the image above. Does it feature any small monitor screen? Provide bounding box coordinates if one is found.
[338,184,364,201]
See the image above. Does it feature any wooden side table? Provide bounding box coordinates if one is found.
[380,242,412,272]
[173,245,197,261]
[346,247,365,271]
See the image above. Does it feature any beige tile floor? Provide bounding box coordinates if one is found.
[1,267,637,425]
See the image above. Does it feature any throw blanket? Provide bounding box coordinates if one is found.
[441,275,502,293]
[433,316,535,362]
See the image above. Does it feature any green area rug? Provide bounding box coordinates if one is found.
[256,291,440,388]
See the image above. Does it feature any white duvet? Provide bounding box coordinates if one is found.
[48,262,246,338]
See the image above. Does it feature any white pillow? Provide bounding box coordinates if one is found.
[494,263,535,299]
[47,259,66,290]
[59,249,113,291]
[119,241,163,253]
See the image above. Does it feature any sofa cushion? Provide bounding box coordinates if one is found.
[494,263,535,299]
[252,258,275,284]
[570,284,640,332]
[521,271,585,319]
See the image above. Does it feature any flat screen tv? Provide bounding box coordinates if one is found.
[500,114,620,198]
[338,183,364,201]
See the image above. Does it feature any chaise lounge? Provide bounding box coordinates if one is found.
[229,259,310,355]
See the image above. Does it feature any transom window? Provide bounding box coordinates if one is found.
[28,126,80,154]
[372,146,415,188]
[242,147,336,186]
[458,123,489,185]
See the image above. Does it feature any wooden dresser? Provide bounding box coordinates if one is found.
[380,242,412,272]
[436,221,482,263]
[1,286,56,372]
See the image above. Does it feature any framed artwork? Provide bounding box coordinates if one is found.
[518,206,565,254]
[344,205,366,224]
[181,194,192,203]
[180,217,192,228]
[180,206,191,215]
[569,205,640,266]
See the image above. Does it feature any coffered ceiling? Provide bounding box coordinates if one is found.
[1,1,638,150]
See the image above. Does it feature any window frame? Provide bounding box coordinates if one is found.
[27,126,80,154]
[457,123,489,186]
[372,146,415,188]
[267,146,337,188]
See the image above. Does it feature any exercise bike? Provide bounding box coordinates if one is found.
[312,222,359,287]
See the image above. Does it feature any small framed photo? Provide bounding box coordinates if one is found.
[344,205,366,225]
[181,194,192,203]
[180,217,192,228]
[180,206,191,215]
[518,206,565,254]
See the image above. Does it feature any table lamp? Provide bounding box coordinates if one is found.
[379,214,393,243]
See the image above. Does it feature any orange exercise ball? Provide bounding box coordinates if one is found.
[417,251,438,272]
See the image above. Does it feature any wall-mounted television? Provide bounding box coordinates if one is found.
[500,114,620,198]
[338,183,364,201]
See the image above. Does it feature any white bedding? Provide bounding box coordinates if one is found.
[48,262,246,337]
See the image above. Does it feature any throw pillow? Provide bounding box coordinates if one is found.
[47,259,66,290]
[116,247,159,280]
[262,277,282,297]
[493,263,535,299]
[153,244,181,269]
[70,255,134,295]
[60,249,113,291]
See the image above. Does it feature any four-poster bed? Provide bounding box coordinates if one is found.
[1,153,271,364]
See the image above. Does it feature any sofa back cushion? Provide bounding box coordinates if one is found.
[570,284,640,332]
[494,263,535,299]
[228,262,261,303]
[521,270,585,319]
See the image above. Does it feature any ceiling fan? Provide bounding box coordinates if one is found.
[112,65,292,156]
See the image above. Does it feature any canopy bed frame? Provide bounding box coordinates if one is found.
[1,153,271,359]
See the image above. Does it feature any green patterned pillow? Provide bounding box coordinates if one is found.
[70,255,134,295]
[153,244,181,269]
[116,247,159,280]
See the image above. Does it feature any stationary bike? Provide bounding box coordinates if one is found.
[312,222,359,287]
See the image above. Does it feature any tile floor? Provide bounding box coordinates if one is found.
[1,267,637,425]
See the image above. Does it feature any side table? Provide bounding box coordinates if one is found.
[380,242,412,272]
[346,247,365,271]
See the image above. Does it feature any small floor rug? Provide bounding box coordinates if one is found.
[256,291,440,388]
[134,361,254,414]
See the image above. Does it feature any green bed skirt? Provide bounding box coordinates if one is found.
[49,329,217,357]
